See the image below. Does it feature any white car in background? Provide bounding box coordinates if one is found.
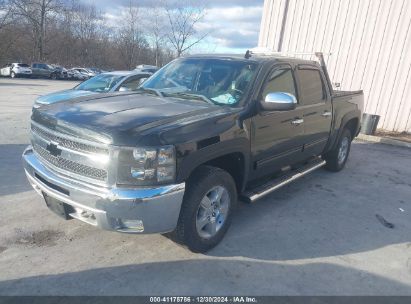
[0,63,32,78]
[135,64,159,74]
[72,67,96,79]
[67,68,89,80]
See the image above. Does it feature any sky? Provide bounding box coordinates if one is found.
[82,0,264,54]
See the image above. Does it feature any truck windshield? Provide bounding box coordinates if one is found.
[140,58,257,105]
[74,74,125,92]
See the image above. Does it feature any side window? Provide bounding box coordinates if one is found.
[297,69,326,105]
[119,76,145,91]
[261,68,297,101]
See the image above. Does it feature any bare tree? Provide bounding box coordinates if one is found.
[9,0,60,61]
[165,0,208,57]
[0,0,178,68]
[0,0,14,30]
[70,1,104,66]
[146,5,167,66]
[116,1,148,69]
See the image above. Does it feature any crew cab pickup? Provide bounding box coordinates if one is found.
[23,51,363,252]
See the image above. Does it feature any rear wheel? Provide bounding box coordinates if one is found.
[324,128,352,172]
[172,166,237,253]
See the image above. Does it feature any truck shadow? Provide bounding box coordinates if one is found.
[0,144,32,196]
[208,142,411,261]
[0,259,410,295]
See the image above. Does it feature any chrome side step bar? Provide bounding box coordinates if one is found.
[243,158,326,203]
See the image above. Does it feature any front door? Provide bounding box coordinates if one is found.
[295,66,332,157]
[250,65,305,180]
[31,64,39,76]
[39,64,49,77]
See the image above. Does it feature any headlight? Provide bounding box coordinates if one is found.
[117,145,176,186]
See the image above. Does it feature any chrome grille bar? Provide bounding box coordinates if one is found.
[30,121,110,184]
[31,123,109,155]
[33,143,107,181]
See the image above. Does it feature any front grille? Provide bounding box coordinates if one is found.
[31,124,108,155]
[33,143,107,181]
[30,122,109,183]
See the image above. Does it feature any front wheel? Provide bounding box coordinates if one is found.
[172,166,237,253]
[324,128,352,172]
[10,71,16,78]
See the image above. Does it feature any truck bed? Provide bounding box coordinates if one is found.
[332,90,363,98]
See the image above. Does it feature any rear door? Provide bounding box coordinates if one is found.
[295,65,332,157]
[250,64,305,180]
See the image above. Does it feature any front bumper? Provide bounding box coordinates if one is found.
[22,146,185,234]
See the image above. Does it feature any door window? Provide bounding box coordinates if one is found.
[118,75,147,91]
[297,69,326,105]
[261,68,297,101]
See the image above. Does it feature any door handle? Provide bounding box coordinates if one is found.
[291,118,304,126]
[321,111,332,117]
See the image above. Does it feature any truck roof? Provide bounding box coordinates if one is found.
[183,53,320,66]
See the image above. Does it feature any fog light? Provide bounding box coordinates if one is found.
[121,219,144,232]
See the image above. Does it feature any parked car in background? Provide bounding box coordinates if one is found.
[72,68,96,79]
[33,70,151,108]
[0,63,32,78]
[135,64,159,74]
[31,63,59,79]
[67,68,88,80]
[87,68,105,75]
[51,65,69,79]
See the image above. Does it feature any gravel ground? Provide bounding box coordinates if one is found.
[0,78,410,295]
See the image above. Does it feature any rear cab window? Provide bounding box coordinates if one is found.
[296,68,327,105]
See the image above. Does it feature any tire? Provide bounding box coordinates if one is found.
[10,72,16,78]
[172,166,237,253]
[50,73,57,80]
[324,128,352,172]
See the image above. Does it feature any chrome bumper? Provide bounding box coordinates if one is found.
[22,145,185,234]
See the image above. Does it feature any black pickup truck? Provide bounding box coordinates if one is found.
[23,52,363,252]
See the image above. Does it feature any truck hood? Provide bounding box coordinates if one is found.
[35,89,97,105]
[32,93,233,146]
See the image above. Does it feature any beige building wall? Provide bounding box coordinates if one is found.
[258,0,411,132]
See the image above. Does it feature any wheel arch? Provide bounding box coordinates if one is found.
[176,138,250,193]
[328,111,361,151]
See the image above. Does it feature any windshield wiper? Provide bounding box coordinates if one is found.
[136,87,164,97]
[166,92,214,105]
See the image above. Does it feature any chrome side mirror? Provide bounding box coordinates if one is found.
[261,92,297,111]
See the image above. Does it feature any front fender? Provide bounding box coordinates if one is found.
[175,137,250,188]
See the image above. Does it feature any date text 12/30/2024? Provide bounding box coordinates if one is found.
[149,297,257,303]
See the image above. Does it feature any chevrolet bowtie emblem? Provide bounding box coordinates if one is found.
[46,142,62,157]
